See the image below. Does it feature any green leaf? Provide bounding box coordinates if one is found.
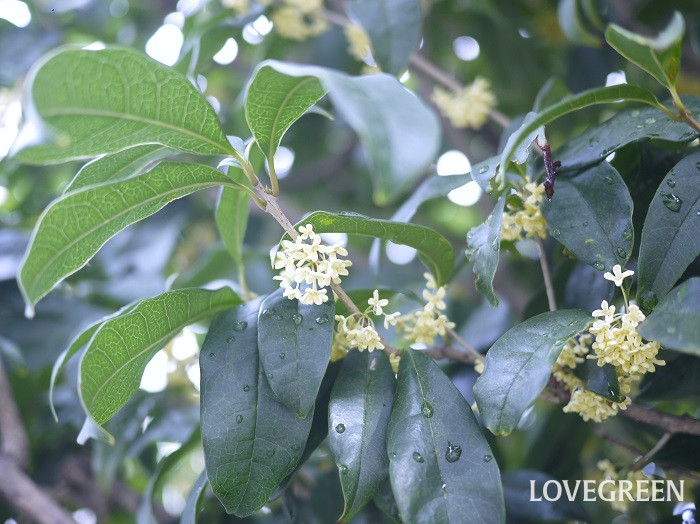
[19,162,237,312]
[215,166,251,269]
[638,278,700,354]
[473,310,592,436]
[557,0,602,47]
[15,46,236,164]
[541,162,633,272]
[558,98,700,171]
[254,61,440,205]
[346,0,422,75]
[258,288,335,418]
[64,145,173,193]
[200,299,313,517]
[496,85,667,189]
[291,211,455,286]
[387,350,504,523]
[465,195,506,307]
[583,361,623,402]
[329,351,396,523]
[79,287,240,425]
[637,152,700,309]
[245,64,325,166]
[138,428,201,524]
[180,470,208,524]
[606,12,685,89]
[637,354,700,401]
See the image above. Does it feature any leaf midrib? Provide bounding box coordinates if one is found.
[42,107,233,155]
[267,77,317,161]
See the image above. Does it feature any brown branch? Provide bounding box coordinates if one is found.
[424,345,479,365]
[621,405,700,436]
[629,431,672,472]
[0,358,28,468]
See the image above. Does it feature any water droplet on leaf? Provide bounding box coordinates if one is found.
[268,373,273,379]
[623,227,633,241]
[445,442,462,463]
[340,465,348,474]
[631,110,640,117]
[236,415,243,424]
[551,228,560,238]
[645,117,656,125]
[263,308,275,317]
[292,314,303,325]
[666,179,676,188]
[662,193,682,212]
[233,321,248,331]
[279,352,285,359]
[209,352,215,358]
[315,314,329,324]
[421,401,434,418]
[483,454,493,462]
[604,176,613,185]
[617,247,627,259]
[291,443,300,451]
[335,423,345,434]
[478,165,488,174]
[412,452,424,463]
[593,262,605,271]
[582,221,589,227]
[243,384,250,392]
[275,314,283,321]
[638,290,658,312]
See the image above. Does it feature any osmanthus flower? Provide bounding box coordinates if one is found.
[431,77,496,129]
[272,224,351,305]
[269,0,328,41]
[344,24,373,62]
[604,264,635,287]
[563,387,631,423]
[596,460,648,512]
[500,182,548,242]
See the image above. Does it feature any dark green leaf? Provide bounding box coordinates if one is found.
[180,470,208,524]
[245,64,325,165]
[64,145,172,193]
[388,350,504,523]
[465,195,506,306]
[256,61,440,205]
[215,166,250,269]
[496,85,667,189]
[638,278,700,354]
[79,287,240,426]
[258,288,335,418]
[474,310,592,435]
[137,428,201,524]
[200,299,312,517]
[541,162,633,272]
[291,211,455,286]
[346,0,422,75]
[329,351,395,522]
[583,361,623,402]
[637,354,700,401]
[15,47,235,164]
[558,98,700,171]
[606,12,685,89]
[503,470,588,521]
[19,162,237,312]
[637,152,700,308]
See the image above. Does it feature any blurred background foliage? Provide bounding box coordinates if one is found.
[1,0,699,522]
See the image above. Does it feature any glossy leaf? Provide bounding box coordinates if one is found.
[541,162,633,272]
[19,162,237,312]
[387,349,504,523]
[638,278,700,354]
[79,287,240,425]
[245,64,325,164]
[329,351,395,523]
[15,47,235,164]
[255,61,440,205]
[180,470,209,524]
[200,299,313,517]
[64,145,172,193]
[258,287,335,418]
[496,85,666,188]
[474,310,592,435]
[637,354,700,401]
[292,211,455,286]
[606,12,684,89]
[137,428,201,524]
[215,166,251,269]
[583,361,623,402]
[637,152,700,309]
[557,0,602,47]
[557,99,700,171]
[465,195,506,306]
[346,0,422,75]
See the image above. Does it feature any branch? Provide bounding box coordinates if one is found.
[629,431,671,472]
[424,345,479,365]
[0,357,28,467]
[536,238,557,312]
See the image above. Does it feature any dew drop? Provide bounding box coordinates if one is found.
[275,314,283,321]
[421,401,434,418]
[209,352,216,358]
[635,124,644,129]
[266,448,276,458]
[226,336,236,343]
[587,136,599,147]
[340,464,349,474]
[593,261,605,271]
[335,423,346,434]
[236,414,243,424]
[662,193,682,212]
[243,384,250,392]
[233,321,248,331]
[617,247,627,259]
[445,442,462,463]
[696,161,700,171]
[645,117,656,125]
[315,314,329,324]
[291,443,300,451]
[389,452,397,459]
[263,308,276,317]
[666,179,676,188]
[582,221,589,227]
[279,352,285,359]
[491,239,499,251]
[483,454,493,462]
[441,483,447,491]
[478,165,488,174]
[631,110,640,117]
[604,176,613,185]
[268,373,274,379]
[551,228,561,238]
[623,227,633,241]
[412,452,424,463]
[292,313,303,325]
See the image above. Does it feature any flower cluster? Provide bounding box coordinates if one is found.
[331,290,392,359]
[344,24,373,63]
[553,265,663,422]
[273,225,351,305]
[500,182,548,241]
[431,77,496,129]
[597,460,648,512]
[268,0,328,41]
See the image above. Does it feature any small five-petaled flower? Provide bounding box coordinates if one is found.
[603,264,634,287]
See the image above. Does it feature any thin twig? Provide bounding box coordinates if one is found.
[630,432,672,471]
[0,357,28,468]
[446,328,483,363]
[536,238,557,312]
[424,345,479,365]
